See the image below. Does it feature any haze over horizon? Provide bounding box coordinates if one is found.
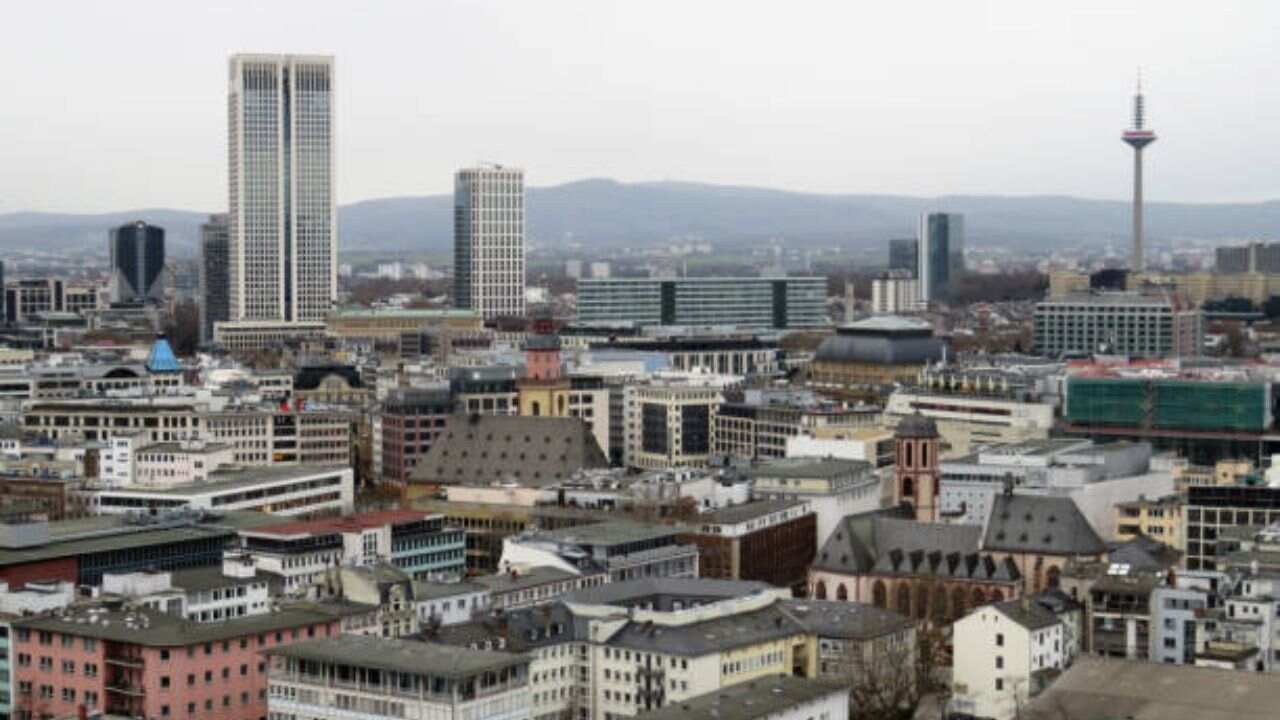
[4,0,1278,214]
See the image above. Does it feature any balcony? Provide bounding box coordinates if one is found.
[104,653,144,668]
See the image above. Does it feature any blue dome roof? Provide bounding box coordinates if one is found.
[146,337,183,374]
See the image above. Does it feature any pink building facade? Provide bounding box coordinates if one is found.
[12,604,340,720]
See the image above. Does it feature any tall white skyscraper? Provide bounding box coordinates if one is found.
[227,53,336,325]
[453,165,526,319]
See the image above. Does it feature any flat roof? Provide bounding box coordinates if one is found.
[100,465,351,497]
[242,510,432,539]
[265,635,527,679]
[533,520,685,546]
[472,566,581,593]
[744,457,871,479]
[697,500,808,526]
[1027,656,1280,719]
[0,511,278,567]
[14,603,338,646]
[636,675,846,720]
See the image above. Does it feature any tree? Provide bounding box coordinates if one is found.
[844,623,949,720]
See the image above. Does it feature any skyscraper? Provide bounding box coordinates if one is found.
[453,165,525,319]
[227,53,336,325]
[1121,73,1157,273]
[917,212,965,303]
[888,238,918,276]
[200,214,230,345]
[109,221,166,304]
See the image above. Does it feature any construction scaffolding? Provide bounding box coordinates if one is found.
[1065,377,1271,433]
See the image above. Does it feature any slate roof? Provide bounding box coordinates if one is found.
[427,602,590,653]
[815,318,942,365]
[813,509,1020,584]
[564,578,771,608]
[992,599,1061,631]
[895,413,938,439]
[638,675,848,720]
[778,599,914,640]
[606,601,805,656]
[409,415,609,486]
[982,493,1106,557]
[1107,534,1182,572]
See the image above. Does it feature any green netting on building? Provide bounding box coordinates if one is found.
[1065,378,1148,426]
[1065,377,1270,432]
[1151,380,1268,431]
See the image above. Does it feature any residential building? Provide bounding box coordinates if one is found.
[413,581,490,627]
[108,221,165,305]
[950,600,1066,720]
[266,634,530,720]
[575,277,827,329]
[236,510,465,592]
[99,558,273,623]
[454,164,526,319]
[473,565,605,612]
[681,500,816,591]
[1115,494,1183,547]
[1033,289,1203,359]
[500,521,699,584]
[917,212,964,303]
[226,54,336,336]
[870,274,921,314]
[199,213,230,345]
[11,602,341,720]
[747,458,882,547]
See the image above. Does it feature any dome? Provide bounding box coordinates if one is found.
[895,413,938,439]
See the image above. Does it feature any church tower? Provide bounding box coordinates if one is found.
[894,413,941,522]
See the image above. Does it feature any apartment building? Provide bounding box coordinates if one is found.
[951,600,1066,720]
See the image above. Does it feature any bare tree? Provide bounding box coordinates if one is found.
[844,624,949,720]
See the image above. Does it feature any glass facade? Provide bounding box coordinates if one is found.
[109,221,165,304]
[917,213,964,302]
[576,277,826,329]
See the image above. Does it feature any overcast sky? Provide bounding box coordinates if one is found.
[2,1,1277,213]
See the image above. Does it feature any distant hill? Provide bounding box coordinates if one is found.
[4,178,1280,258]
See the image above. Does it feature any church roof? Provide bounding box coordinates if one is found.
[982,494,1106,557]
[145,336,183,374]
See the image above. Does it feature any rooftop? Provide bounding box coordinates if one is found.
[744,457,872,480]
[991,599,1060,631]
[532,520,684,547]
[102,464,351,497]
[1026,657,1280,720]
[564,578,771,607]
[636,675,847,720]
[14,602,338,646]
[472,566,582,594]
[778,599,914,640]
[265,635,527,679]
[697,500,808,526]
[242,510,432,539]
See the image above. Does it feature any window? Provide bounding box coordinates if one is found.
[161,677,171,689]
[995,656,1003,669]
[995,633,1004,647]
[995,678,1004,691]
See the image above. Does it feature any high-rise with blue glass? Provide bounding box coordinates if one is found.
[917,212,965,303]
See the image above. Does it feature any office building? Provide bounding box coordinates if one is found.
[199,213,230,345]
[379,388,453,483]
[109,220,165,304]
[681,500,816,590]
[500,520,700,583]
[85,464,355,519]
[453,164,525,319]
[888,237,917,275]
[747,458,882,547]
[1033,289,1202,359]
[576,276,826,329]
[265,635,531,720]
[624,375,725,470]
[917,212,964,302]
[1216,241,1280,274]
[226,54,336,330]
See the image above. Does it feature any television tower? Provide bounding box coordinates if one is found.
[1121,71,1156,273]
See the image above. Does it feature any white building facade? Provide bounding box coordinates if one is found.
[454,165,526,319]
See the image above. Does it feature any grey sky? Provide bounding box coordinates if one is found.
[2,0,1277,213]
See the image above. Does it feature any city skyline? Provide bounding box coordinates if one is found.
[3,1,1279,214]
